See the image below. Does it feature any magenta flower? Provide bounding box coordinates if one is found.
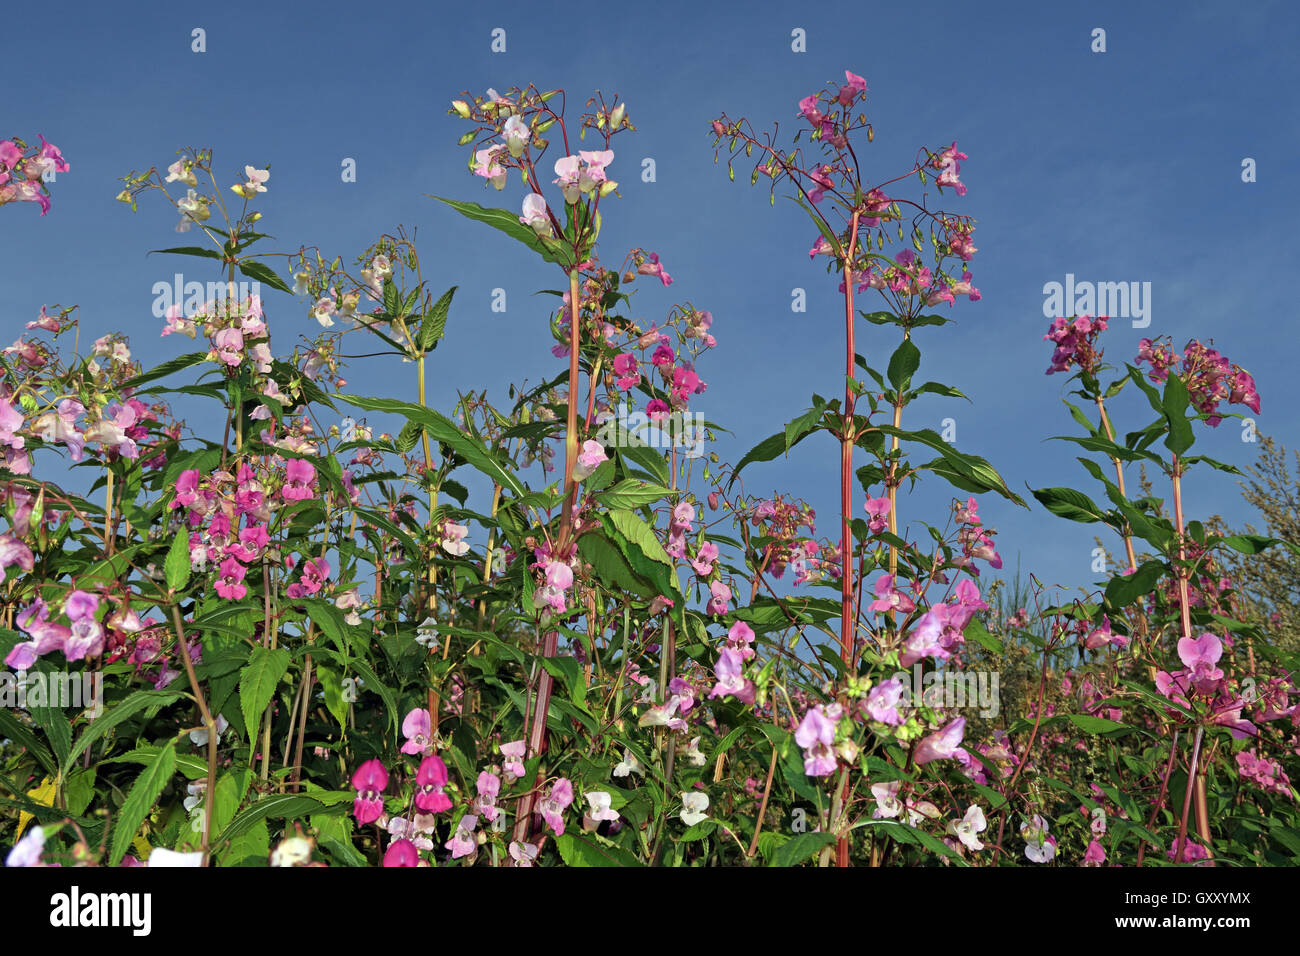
[0,533,34,585]
[351,759,388,825]
[446,815,479,859]
[415,755,453,813]
[708,646,755,706]
[864,678,905,725]
[691,541,719,577]
[864,496,891,534]
[214,556,247,600]
[500,739,526,779]
[868,574,915,614]
[539,778,574,836]
[473,771,501,822]
[794,704,840,777]
[383,839,419,867]
[707,579,731,616]
[400,708,434,756]
[913,717,970,766]
[1177,634,1224,694]
[281,458,316,502]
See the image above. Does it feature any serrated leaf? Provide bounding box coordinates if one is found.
[109,740,176,864]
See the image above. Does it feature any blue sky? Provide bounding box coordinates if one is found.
[6,0,1298,599]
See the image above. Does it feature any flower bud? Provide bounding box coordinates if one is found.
[451,100,472,118]
[598,180,618,197]
[610,103,626,128]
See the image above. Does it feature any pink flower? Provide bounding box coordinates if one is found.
[707,580,731,616]
[573,440,607,481]
[794,704,840,777]
[539,778,574,835]
[446,814,479,859]
[1083,839,1106,866]
[636,251,672,286]
[691,541,719,577]
[913,717,970,765]
[214,557,247,600]
[1177,633,1224,694]
[500,739,526,779]
[415,755,453,813]
[401,708,434,755]
[383,839,419,866]
[868,574,915,614]
[613,352,640,390]
[213,327,244,367]
[708,646,755,706]
[520,193,552,236]
[473,772,501,822]
[864,496,891,534]
[351,759,388,825]
[865,678,905,725]
[281,458,316,502]
[0,533,34,585]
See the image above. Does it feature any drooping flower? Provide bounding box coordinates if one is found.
[351,759,389,825]
[948,805,987,852]
[680,791,710,827]
[538,778,574,835]
[794,704,840,777]
[708,646,755,706]
[573,440,607,481]
[400,708,434,755]
[383,839,420,866]
[913,717,970,766]
[446,815,479,859]
[415,755,453,814]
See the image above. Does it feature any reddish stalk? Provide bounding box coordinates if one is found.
[835,211,861,869]
[1095,397,1137,571]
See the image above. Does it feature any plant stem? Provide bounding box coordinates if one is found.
[1095,397,1137,571]
[170,604,217,863]
[836,211,861,870]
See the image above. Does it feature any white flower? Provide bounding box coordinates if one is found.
[585,791,619,823]
[189,714,228,748]
[415,617,439,650]
[165,158,198,188]
[270,836,314,867]
[5,827,45,867]
[680,791,710,827]
[681,736,706,767]
[148,847,205,867]
[519,193,552,236]
[947,804,987,852]
[613,748,645,778]
[503,115,530,158]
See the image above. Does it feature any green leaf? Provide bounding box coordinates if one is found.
[886,339,921,392]
[0,709,56,775]
[338,394,525,496]
[237,260,294,296]
[595,479,673,510]
[164,531,191,592]
[1161,374,1195,456]
[730,427,818,486]
[215,794,327,846]
[120,352,209,391]
[64,690,185,772]
[419,286,457,353]
[1104,560,1166,611]
[1066,714,1132,736]
[554,831,644,867]
[239,647,291,743]
[431,196,572,267]
[1031,486,1107,524]
[148,246,223,261]
[109,739,176,864]
[769,831,835,867]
